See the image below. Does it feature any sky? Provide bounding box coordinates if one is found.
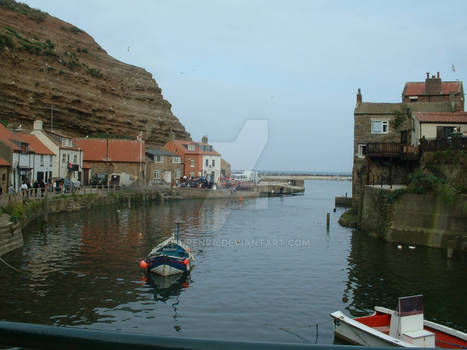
[20,0,467,172]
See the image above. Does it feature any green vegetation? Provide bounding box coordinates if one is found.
[0,0,47,23]
[0,32,14,51]
[391,105,411,130]
[4,201,26,222]
[338,209,358,228]
[1,26,58,56]
[60,25,82,34]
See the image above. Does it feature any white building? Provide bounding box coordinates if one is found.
[31,119,83,181]
[0,123,55,190]
[199,136,221,182]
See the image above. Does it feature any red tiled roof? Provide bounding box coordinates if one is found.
[74,138,145,163]
[413,112,467,123]
[404,81,461,96]
[0,156,10,166]
[0,124,21,151]
[15,133,54,155]
[166,140,220,156]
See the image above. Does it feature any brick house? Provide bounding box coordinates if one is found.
[146,149,183,185]
[163,137,221,181]
[73,138,145,185]
[352,73,464,213]
[402,72,464,111]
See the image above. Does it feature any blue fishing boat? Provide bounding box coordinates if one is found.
[140,223,195,276]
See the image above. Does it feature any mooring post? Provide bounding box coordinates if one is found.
[326,213,330,230]
[128,196,131,209]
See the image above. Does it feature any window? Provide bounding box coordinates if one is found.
[62,153,66,164]
[153,170,160,179]
[172,157,181,164]
[209,146,213,152]
[40,155,44,166]
[205,159,208,167]
[357,144,367,158]
[175,169,182,179]
[49,155,53,166]
[187,144,195,151]
[73,155,77,164]
[212,159,215,167]
[189,171,194,177]
[371,120,388,134]
[190,159,195,168]
[155,155,163,163]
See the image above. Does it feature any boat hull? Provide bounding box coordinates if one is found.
[331,311,409,347]
[146,255,192,276]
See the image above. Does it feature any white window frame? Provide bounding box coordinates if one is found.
[73,154,77,164]
[153,170,160,180]
[49,155,53,167]
[357,144,367,158]
[212,159,215,167]
[172,157,181,164]
[190,159,195,168]
[371,120,389,134]
[205,159,208,167]
[62,153,66,164]
[40,154,44,166]
[155,155,163,163]
[187,145,195,151]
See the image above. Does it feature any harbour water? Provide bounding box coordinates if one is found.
[0,180,466,344]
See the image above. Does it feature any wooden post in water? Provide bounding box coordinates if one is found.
[326,213,330,230]
[128,195,131,209]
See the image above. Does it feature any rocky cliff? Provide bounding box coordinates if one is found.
[0,1,190,145]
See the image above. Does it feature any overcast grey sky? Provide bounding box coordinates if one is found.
[21,0,467,172]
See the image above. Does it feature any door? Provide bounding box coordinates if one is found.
[163,171,171,184]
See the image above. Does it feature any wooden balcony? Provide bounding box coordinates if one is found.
[366,143,419,160]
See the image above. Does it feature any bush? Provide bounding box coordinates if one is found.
[4,202,26,223]
[407,170,445,194]
[0,0,48,23]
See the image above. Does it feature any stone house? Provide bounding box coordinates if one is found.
[221,158,231,177]
[73,137,145,185]
[146,149,183,185]
[352,73,464,213]
[31,120,83,182]
[163,136,221,181]
[0,123,55,190]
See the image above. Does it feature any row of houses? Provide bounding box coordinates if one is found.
[352,72,467,212]
[0,118,231,191]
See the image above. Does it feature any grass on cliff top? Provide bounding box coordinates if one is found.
[0,0,47,23]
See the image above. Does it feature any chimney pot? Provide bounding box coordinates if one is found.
[202,136,208,144]
[437,72,440,78]
[426,72,430,79]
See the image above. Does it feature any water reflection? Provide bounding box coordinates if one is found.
[343,230,467,331]
[145,272,191,303]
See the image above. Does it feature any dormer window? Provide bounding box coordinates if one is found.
[187,144,195,151]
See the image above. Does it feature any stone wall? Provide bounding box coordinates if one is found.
[360,185,467,250]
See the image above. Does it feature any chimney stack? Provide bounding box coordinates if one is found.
[425,72,441,95]
[356,88,362,105]
[33,119,43,131]
[202,136,208,144]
